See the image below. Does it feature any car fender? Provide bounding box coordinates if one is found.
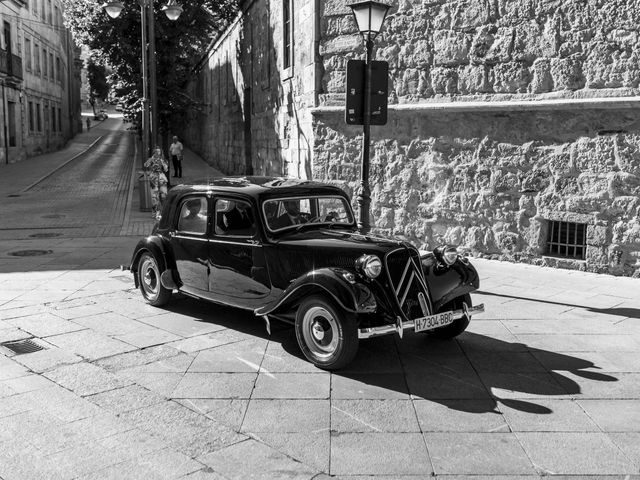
[421,253,480,312]
[255,268,376,317]
[130,236,181,289]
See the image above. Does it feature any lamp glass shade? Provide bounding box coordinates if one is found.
[162,3,183,20]
[102,1,124,18]
[349,1,390,35]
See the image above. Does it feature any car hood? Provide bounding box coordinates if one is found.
[271,228,413,255]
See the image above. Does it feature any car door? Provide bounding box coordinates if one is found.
[170,195,210,294]
[208,196,271,308]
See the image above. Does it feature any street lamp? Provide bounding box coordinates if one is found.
[161,0,183,21]
[102,0,182,161]
[348,1,390,234]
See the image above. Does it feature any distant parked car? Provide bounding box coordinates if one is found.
[128,177,485,370]
[94,110,108,121]
[115,104,123,112]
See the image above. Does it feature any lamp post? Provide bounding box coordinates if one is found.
[103,0,182,160]
[348,1,390,234]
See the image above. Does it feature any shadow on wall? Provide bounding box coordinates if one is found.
[182,1,287,178]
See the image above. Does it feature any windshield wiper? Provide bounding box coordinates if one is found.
[295,216,323,231]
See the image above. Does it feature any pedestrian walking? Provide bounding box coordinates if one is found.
[144,146,169,219]
[86,117,91,131]
[169,136,184,178]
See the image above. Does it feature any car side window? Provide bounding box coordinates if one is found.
[214,198,256,237]
[177,197,208,234]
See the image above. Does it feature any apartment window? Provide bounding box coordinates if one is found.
[33,0,37,16]
[546,220,587,260]
[49,52,54,79]
[282,0,293,71]
[51,104,56,132]
[25,38,32,71]
[47,0,52,24]
[36,103,42,132]
[34,42,40,74]
[55,56,60,81]
[43,48,47,78]
[28,101,34,132]
[57,107,61,133]
[3,21,11,54]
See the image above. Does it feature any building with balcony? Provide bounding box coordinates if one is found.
[184,0,640,277]
[0,0,82,165]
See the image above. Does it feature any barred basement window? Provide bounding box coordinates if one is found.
[546,220,586,260]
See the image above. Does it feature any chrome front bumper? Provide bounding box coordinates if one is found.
[358,303,485,339]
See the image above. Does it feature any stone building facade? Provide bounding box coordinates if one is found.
[0,0,82,166]
[186,0,640,276]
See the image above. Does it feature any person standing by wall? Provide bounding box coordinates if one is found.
[144,146,169,219]
[86,117,91,131]
[169,136,184,178]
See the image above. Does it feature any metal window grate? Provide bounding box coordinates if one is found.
[546,220,587,260]
[1,339,46,355]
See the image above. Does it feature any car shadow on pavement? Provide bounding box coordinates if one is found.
[163,295,618,416]
[477,290,640,320]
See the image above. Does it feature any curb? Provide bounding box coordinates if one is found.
[121,135,140,233]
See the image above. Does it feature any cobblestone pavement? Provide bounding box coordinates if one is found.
[0,118,639,479]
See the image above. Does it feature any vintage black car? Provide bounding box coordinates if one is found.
[130,177,484,369]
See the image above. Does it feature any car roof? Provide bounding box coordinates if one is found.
[168,176,349,201]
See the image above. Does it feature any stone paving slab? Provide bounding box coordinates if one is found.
[197,438,320,479]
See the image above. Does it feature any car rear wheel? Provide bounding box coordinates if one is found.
[295,295,358,370]
[138,252,172,306]
[429,294,471,339]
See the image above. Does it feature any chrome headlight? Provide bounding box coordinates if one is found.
[434,245,459,266]
[356,254,382,279]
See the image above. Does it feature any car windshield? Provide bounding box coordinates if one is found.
[263,195,355,232]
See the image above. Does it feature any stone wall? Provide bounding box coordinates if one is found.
[313,0,640,276]
[320,0,640,105]
[185,0,317,179]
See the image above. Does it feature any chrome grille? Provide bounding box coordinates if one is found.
[385,248,431,320]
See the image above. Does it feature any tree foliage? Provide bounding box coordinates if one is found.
[61,0,239,144]
[86,56,109,114]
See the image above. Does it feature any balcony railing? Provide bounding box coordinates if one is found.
[0,50,23,80]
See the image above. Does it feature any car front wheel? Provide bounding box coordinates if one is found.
[138,252,172,307]
[429,294,471,339]
[295,295,358,370]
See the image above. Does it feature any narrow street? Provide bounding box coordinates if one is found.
[1,117,137,238]
[0,118,639,478]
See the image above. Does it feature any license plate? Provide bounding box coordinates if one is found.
[414,310,455,332]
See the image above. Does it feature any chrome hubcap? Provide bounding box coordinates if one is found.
[140,258,159,297]
[312,321,325,341]
[302,306,339,360]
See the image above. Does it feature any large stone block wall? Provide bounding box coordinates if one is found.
[314,107,640,275]
[313,0,640,275]
[320,0,640,105]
